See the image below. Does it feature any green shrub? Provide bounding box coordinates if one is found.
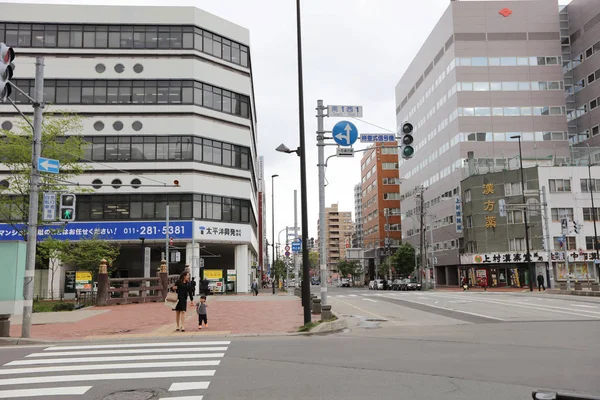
[51,302,75,312]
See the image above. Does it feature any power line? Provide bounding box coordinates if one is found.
[351,117,396,133]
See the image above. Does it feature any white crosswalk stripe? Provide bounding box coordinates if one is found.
[0,339,229,399]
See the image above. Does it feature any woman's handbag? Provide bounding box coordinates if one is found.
[164,289,178,309]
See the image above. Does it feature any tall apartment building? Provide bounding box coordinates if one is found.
[395,0,570,286]
[360,143,402,278]
[317,203,353,273]
[0,3,260,295]
[353,183,363,248]
[562,0,600,151]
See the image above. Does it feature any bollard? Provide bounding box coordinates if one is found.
[592,282,599,292]
[312,298,322,314]
[159,259,169,300]
[574,282,583,291]
[97,259,109,306]
[0,314,10,337]
[310,294,317,311]
[321,305,332,321]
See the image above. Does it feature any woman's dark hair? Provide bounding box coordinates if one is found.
[177,271,190,285]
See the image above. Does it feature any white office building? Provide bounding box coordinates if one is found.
[0,4,260,295]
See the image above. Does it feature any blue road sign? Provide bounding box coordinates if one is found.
[332,121,358,147]
[359,134,397,143]
[285,251,291,258]
[292,241,301,252]
[38,157,60,174]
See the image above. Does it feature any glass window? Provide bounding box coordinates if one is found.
[505,107,520,116]
[489,57,500,66]
[501,57,517,66]
[473,82,489,91]
[518,81,530,90]
[502,82,518,91]
[517,57,529,66]
[471,57,487,66]
[490,82,502,91]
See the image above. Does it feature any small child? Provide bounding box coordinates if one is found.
[196,295,208,329]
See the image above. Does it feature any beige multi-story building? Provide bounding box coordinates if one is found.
[318,203,354,272]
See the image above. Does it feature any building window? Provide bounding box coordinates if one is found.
[0,23,250,68]
[381,147,398,154]
[383,193,401,200]
[585,236,599,251]
[505,182,523,196]
[75,193,255,226]
[549,179,571,192]
[76,135,251,170]
[507,210,524,224]
[582,207,600,221]
[382,177,401,185]
[509,238,526,251]
[466,215,473,228]
[551,208,574,221]
[580,178,600,192]
[553,236,576,250]
[382,162,398,170]
[10,79,252,119]
[464,189,471,202]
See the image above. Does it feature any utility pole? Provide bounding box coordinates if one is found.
[294,190,299,283]
[429,215,435,290]
[165,204,171,274]
[418,186,425,287]
[21,56,44,339]
[385,209,390,279]
[513,135,534,291]
[316,99,328,305]
[586,147,600,263]
[541,186,553,289]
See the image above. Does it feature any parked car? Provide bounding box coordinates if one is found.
[391,279,403,290]
[311,278,320,285]
[374,279,384,290]
[368,280,376,290]
[341,278,351,287]
[405,279,422,291]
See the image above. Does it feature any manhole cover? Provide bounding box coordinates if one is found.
[102,389,157,400]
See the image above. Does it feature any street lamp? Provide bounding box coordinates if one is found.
[271,174,279,278]
[510,135,534,291]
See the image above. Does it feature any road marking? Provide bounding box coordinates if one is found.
[27,347,228,358]
[0,386,92,398]
[0,370,215,387]
[169,382,211,391]
[348,294,358,297]
[5,353,225,366]
[45,341,231,351]
[0,360,220,375]
[332,298,389,321]
[363,298,378,303]
[387,296,506,321]
[572,304,597,309]
[162,396,204,400]
[433,293,600,319]
[336,295,346,298]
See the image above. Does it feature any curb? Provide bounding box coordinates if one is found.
[546,289,600,297]
[0,337,51,346]
[307,315,348,335]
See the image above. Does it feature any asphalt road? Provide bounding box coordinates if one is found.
[0,287,598,399]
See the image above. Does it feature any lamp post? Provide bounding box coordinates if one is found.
[271,174,279,279]
[586,146,600,264]
[511,135,534,291]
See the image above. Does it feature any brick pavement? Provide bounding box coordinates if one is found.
[9,294,304,341]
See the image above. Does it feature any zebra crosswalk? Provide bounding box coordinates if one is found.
[0,339,230,399]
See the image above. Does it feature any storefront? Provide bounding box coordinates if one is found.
[551,250,599,284]
[460,252,549,288]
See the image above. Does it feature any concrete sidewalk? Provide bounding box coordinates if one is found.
[8,294,304,341]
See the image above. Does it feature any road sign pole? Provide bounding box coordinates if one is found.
[294,189,299,283]
[317,99,328,306]
[22,56,44,338]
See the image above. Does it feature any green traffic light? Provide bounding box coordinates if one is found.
[62,209,73,219]
[402,146,414,157]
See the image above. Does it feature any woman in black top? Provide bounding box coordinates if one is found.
[172,271,194,332]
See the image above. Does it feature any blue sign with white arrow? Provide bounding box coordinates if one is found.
[292,241,301,252]
[38,157,60,174]
[332,121,358,147]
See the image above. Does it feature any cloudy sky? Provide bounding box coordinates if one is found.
[5,0,451,242]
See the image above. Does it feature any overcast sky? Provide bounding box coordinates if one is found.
[4,0,452,243]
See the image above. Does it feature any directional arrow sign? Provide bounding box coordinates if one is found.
[292,241,301,252]
[38,157,60,174]
[332,121,358,147]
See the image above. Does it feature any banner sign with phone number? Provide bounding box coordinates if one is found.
[0,221,193,241]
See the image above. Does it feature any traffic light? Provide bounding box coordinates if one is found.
[574,222,580,234]
[59,194,76,222]
[0,43,14,103]
[400,122,414,159]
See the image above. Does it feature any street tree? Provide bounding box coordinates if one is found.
[36,236,69,300]
[338,260,362,282]
[61,234,121,277]
[308,251,319,274]
[272,259,287,281]
[389,243,418,278]
[0,113,87,240]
